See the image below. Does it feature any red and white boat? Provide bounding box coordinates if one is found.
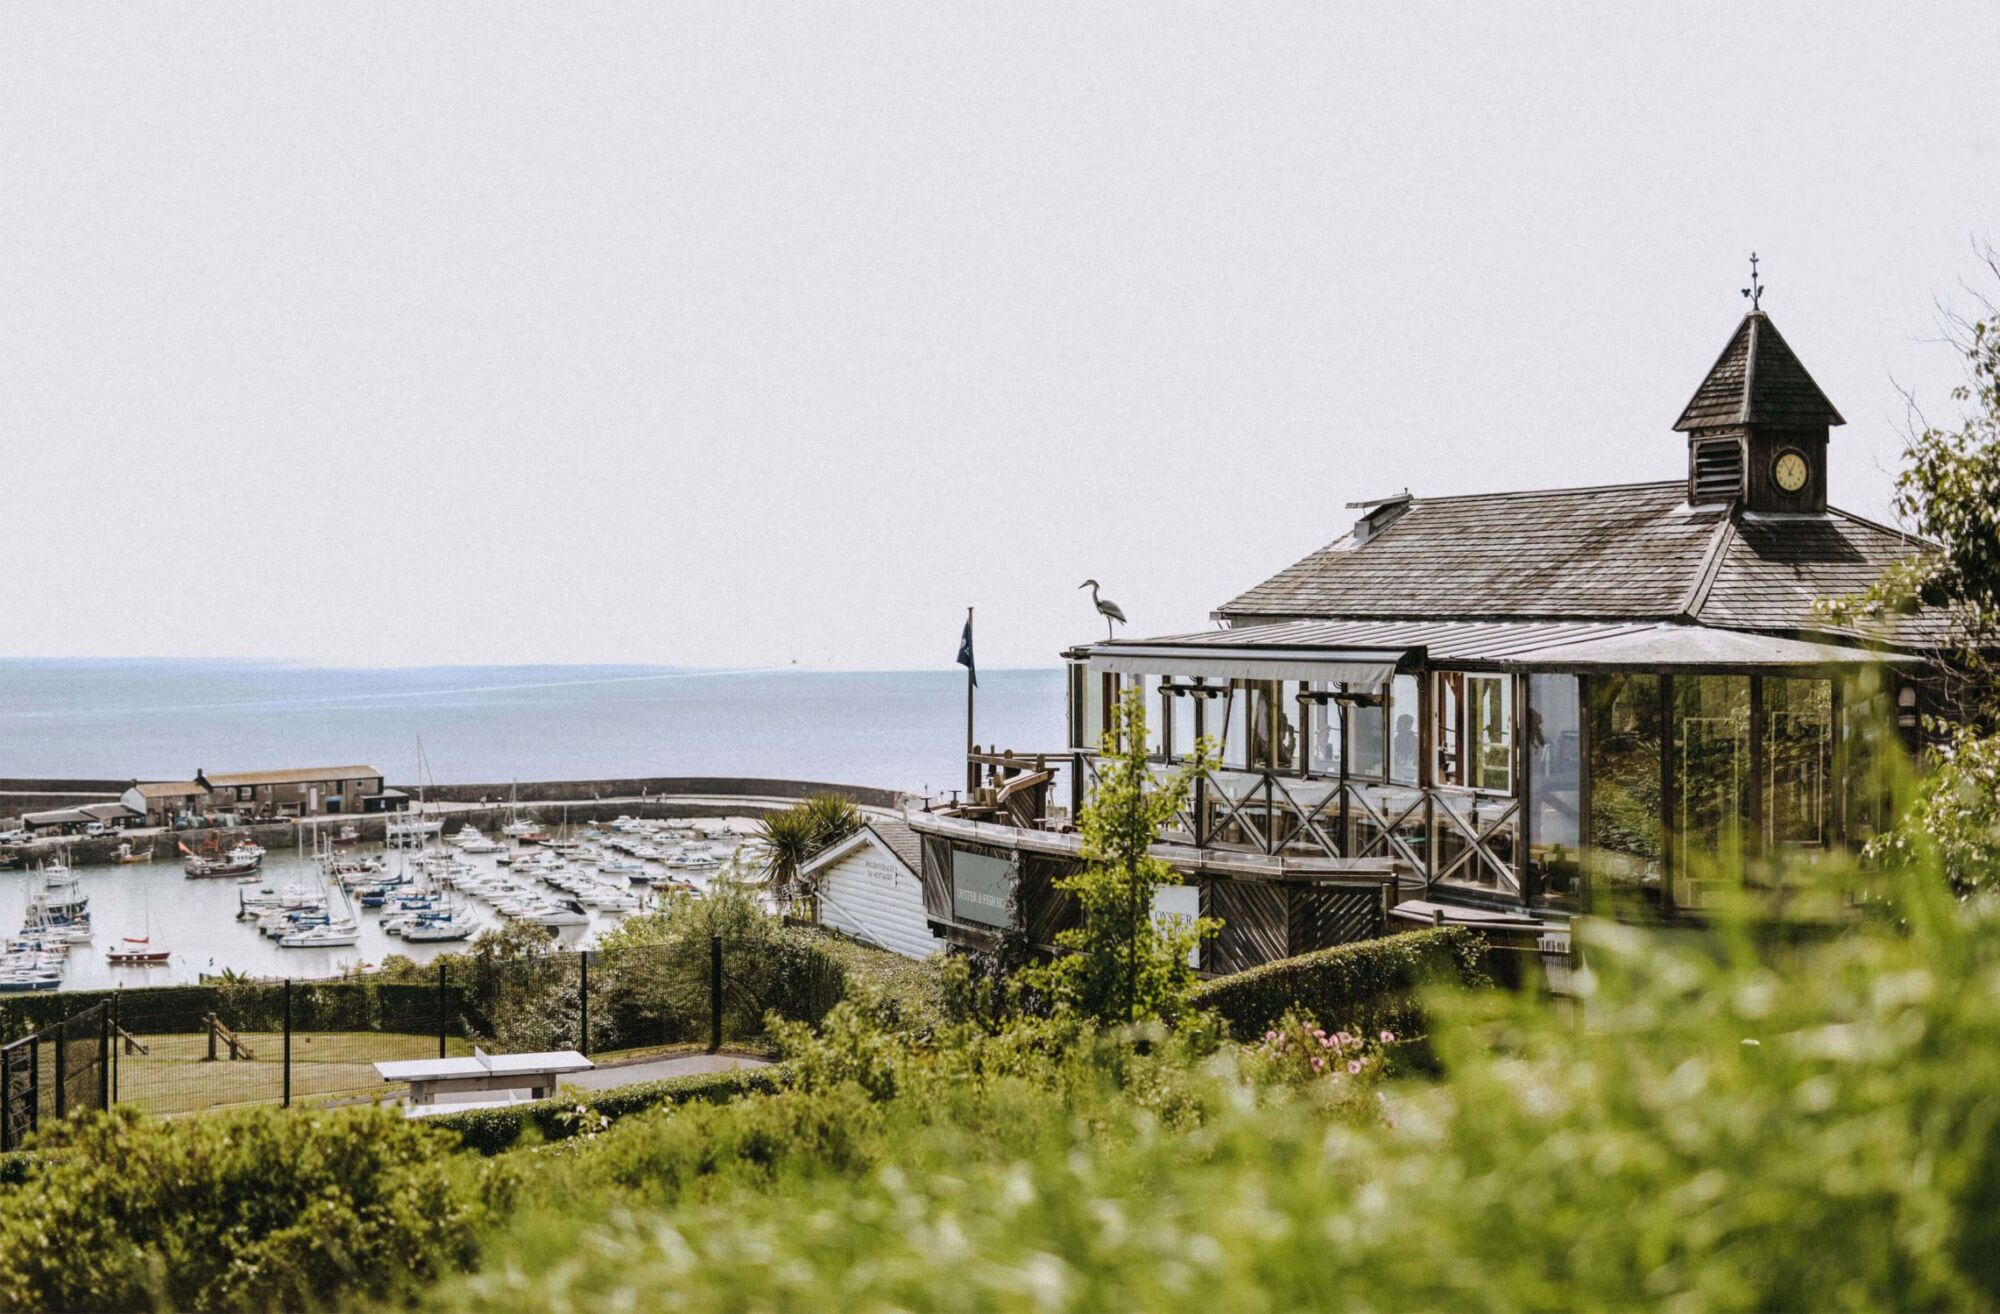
[106,934,171,966]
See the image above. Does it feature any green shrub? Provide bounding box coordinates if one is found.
[1190,925,1490,1041]
[0,1105,474,1313]
[425,1064,785,1155]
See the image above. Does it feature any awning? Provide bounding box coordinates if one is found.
[1086,643,1406,686]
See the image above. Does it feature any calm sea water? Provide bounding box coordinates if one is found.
[0,661,1065,793]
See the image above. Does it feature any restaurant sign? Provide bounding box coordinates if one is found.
[951,848,1014,928]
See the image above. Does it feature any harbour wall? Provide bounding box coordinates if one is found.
[0,775,900,865]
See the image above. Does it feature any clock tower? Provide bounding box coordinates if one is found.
[1673,310,1844,515]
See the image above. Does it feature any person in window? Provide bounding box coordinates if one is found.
[1392,713,1419,780]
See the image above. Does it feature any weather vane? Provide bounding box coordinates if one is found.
[1741,252,1764,312]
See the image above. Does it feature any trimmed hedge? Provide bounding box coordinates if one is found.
[1191,927,1491,1042]
[426,1062,786,1155]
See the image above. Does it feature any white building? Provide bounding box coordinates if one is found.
[802,818,941,961]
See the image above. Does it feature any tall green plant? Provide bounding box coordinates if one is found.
[756,793,862,904]
[1024,685,1219,1024]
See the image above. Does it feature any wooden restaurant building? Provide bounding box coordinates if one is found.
[907,307,1953,968]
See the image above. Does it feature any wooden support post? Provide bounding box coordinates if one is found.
[1,1042,13,1152]
[437,960,449,1060]
[709,934,724,1053]
[282,981,292,1109]
[578,952,591,1057]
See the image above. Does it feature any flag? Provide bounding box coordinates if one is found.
[957,614,977,687]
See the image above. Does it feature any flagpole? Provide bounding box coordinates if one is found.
[965,606,977,795]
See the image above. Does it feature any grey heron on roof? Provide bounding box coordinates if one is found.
[1079,579,1127,640]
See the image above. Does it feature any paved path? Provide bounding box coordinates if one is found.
[562,1051,770,1091]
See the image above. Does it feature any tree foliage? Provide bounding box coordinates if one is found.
[1022,685,1219,1024]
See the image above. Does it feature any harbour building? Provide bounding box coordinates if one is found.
[908,305,1959,968]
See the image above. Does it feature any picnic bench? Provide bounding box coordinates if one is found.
[373,1047,595,1117]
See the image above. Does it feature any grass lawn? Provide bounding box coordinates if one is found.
[112,1031,478,1116]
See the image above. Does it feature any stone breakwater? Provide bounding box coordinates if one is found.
[0,775,902,866]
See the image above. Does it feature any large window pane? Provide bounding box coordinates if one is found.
[1586,674,1663,907]
[1434,672,1465,786]
[1469,674,1513,793]
[1170,687,1201,764]
[1349,687,1386,781]
[1840,668,1896,845]
[1216,682,1249,770]
[1389,674,1421,786]
[1674,675,1751,908]
[1307,688,1343,776]
[1765,677,1831,850]
[1528,674,1582,909]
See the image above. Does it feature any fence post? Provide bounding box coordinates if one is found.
[437,960,448,1060]
[1,1042,12,1151]
[708,934,723,1053]
[110,991,120,1105]
[53,1023,66,1120]
[26,1037,37,1140]
[98,1003,109,1111]
[282,979,293,1110]
[578,952,590,1056]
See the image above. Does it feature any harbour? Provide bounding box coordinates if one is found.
[0,814,763,991]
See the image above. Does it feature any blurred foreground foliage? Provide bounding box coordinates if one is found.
[427,851,2000,1313]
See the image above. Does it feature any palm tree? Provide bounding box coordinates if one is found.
[754,794,862,907]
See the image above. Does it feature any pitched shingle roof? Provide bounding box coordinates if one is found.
[1673,313,1845,431]
[1215,481,1944,649]
[865,817,923,875]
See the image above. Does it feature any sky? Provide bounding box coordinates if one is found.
[4,3,1997,672]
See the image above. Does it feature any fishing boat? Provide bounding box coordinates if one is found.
[112,841,154,864]
[182,834,263,878]
[330,824,361,847]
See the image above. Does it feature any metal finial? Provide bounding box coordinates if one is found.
[1740,252,1763,312]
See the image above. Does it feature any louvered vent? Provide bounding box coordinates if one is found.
[1691,438,1743,503]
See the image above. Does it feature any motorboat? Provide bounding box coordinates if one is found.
[279,920,361,948]
[112,841,154,864]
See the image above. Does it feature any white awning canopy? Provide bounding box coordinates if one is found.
[1085,644,1406,686]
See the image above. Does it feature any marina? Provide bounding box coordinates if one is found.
[0,816,762,991]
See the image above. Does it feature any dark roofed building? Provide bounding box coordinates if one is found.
[908,301,1967,968]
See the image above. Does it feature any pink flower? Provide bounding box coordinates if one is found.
[1310,1057,1324,1072]
[1336,1031,1353,1045]
[1347,1060,1363,1075]
[1264,1030,1278,1043]
[1380,1030,1395,1043]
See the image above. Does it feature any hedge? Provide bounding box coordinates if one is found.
[425,1062,786,1155]
[1191,927,1491,1042]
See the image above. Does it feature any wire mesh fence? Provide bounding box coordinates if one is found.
[0,932,845,1122]
[1,1001,109,1149]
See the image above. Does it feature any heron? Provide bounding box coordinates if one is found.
[1079,579,1127,640]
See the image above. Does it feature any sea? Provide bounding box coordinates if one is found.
[0,659,1066,985]
[0,660,1065,793]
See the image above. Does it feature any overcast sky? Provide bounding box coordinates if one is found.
[4,3,1997,671]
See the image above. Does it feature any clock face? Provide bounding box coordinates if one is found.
[1773,450,1810,494]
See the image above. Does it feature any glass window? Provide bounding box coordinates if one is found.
[1468,674,1512,793]
[1216,682,1249,770]
[1674,675,1751,907]
[1389,674,1420,786]
[1348,686,1386,781]
[1434,672,1465,786]
[1585,674,1663,908]
[1307,687,1343,776]
[1170,686,1201,764]
[1840,667,1895,844]
[1764,678,1831,850]
[1528,674,1582,908]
